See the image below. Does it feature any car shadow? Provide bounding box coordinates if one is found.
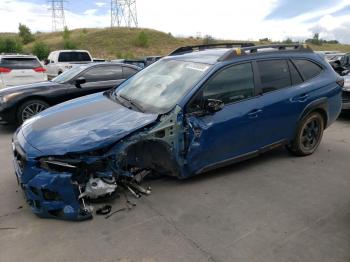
[155,147,290,186]
[0,125,17,135]
[338,111,350,121]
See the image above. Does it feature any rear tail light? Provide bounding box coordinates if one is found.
[33,67,46,73]
[0,67,11,73]
[336,77,344,88]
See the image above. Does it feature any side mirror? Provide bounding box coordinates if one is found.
[44,59,49,65]
[205,99,224,113]
[75,77,86,88]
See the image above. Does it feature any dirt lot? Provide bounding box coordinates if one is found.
[0,115,350,262]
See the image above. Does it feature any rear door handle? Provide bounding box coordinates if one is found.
[248,109,263,118]
[291,94,309,103]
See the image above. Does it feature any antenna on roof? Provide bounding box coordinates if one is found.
[48,0,67,32]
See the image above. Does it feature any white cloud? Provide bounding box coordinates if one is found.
[1,0,350,43]
[84,9,98,15]
[95,2,107,8]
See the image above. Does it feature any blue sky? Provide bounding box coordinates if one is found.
[1,0,350,43]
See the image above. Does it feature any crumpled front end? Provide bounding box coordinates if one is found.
[13,106,187,221]
[12,136,92,220]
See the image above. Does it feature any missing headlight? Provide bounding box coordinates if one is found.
[39,158,78,173]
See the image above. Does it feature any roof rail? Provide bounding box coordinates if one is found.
[169,42,255,56]
[218,44,313,61]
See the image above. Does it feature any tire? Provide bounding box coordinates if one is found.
[287,112,324,156]
[17,99,50,125]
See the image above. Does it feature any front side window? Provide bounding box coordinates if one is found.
[203,63,255,104]
[293,59,323,81]
[115,59,211,113]
[257,60,291,93]
[51,65,89,83]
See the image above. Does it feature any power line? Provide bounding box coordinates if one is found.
[48,0,67,32]
[111,0,138,28]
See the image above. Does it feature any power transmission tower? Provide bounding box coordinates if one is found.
[111,0,138,28]
[48,0,67,32]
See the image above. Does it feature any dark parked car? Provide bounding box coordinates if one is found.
[0,63,140,125]
[330,53,350,75]
[12,43,342,220]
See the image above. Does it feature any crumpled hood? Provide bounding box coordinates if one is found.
[20,92,158,156]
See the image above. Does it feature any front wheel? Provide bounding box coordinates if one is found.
[287,112,324,156]
[17,100,49,125]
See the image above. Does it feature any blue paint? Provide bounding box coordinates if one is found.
[13,47,342,220]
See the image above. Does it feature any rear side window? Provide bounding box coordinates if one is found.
[288,61,303,85]
[0,58,41,69]
[257,60,291,93]
[203,62,255,104]
[81,65,123,82]
[58,52,91,62]
[293,59,323,81]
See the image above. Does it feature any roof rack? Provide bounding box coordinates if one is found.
[218,44,313,61]
[169,42,255,56]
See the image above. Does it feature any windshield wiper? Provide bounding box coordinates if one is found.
[118,93,144,113]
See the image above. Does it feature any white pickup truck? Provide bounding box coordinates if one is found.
[44,50,93,79]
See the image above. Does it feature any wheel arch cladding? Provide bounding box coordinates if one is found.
[300,98,329,128]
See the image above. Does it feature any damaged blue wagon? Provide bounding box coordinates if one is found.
[12,43,343,220]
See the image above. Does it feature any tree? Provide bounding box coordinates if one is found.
[62,27,78,49]
[134,31,149,48]
[0,37,23,53]
[18,23,34,44]
[32,41,50,60]
[62,26,71,41]
[202,35,215,45]
[283,38,293,44]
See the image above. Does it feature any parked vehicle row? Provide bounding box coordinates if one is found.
[10,43,343,220]
[0,62,140,125]
[0,54,47,89]
[44,50,94,79]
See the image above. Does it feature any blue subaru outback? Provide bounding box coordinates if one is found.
[12,43,343,220]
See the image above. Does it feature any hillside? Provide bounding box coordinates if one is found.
[25,28,204,59]
[3,27,350,59]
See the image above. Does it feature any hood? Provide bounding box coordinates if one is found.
[20,92,158,156]
[0,81,58,96]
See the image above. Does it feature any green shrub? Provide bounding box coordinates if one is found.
[32,41,50,60]
[63,40,78,50]
[134,31,149,48]
[0,37,23,53]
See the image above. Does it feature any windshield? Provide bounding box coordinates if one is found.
[52,65,89,84]
[114,59,210,113]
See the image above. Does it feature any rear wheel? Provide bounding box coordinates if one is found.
[287,112,324,156]
[17,100,49,125]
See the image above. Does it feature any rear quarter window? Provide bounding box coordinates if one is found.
[0,58,41,69]
[293,59,323,81]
